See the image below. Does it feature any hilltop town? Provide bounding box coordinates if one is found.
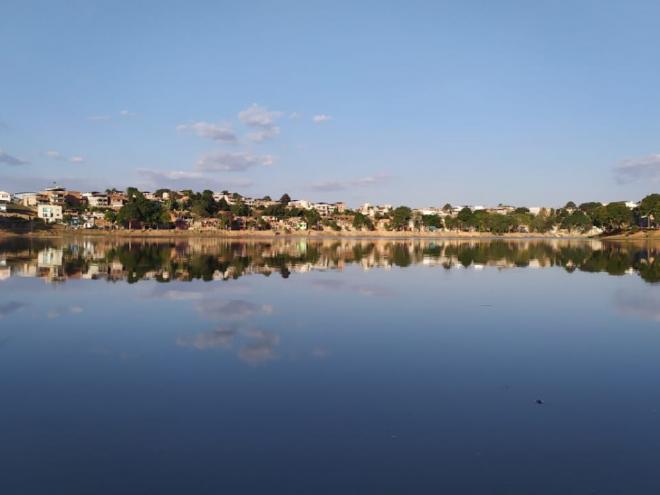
[0,185,658,236]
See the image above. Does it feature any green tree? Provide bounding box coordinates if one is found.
[639,193,660,225]
[421,214,443,229]
[352,212,374,230]
[304,208,321,229]
[279,193,291,205]
[390,206,412,230]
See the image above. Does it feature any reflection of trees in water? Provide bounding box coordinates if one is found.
[1,237,658,284]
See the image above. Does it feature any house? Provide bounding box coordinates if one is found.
[289,199,311,210]
[83,192,109,208]
[0,191,11,203]
[359,203,393,218]
[37,204,63,223]
[311,202,334,216]
[65,191,85,207]
[332,202,347,213]
[41,185,67,205]
[14,192,46,207]
[109,192,127,209]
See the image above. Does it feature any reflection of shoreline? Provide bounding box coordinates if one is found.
[0,230,596,239]
[0,238,657,284]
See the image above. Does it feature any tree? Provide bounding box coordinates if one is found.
[639,193,660,225]
[279,193,291,205]
[304,208,321,229]
[442,203,453,212]
[390,206,412,230]
[561,210,592,232]
[565,201,577,209]
[230,202,251,217]
[421,214,443,229]
[579,202,602,215]
[602,202,633,230]
[456,207,473,230]
[117,187,167,229]
[352,212,374,230]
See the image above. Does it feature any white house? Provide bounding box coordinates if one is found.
[0,191,11,203]
[289,199,311,209]
[83,192,109,208]
[37,204,63,223]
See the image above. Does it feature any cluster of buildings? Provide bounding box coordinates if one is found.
[0,183,650,231]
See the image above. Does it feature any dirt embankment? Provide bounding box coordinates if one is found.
[599,230,660,241]
[0,227,594,240]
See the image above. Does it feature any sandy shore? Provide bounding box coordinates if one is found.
[0,227,596,240]
[599,230,660,241]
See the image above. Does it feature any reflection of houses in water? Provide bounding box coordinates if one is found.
[0,259,9,281]
[0,238,656,284]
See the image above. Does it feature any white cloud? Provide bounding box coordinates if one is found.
[0,149,28,166]
[45,150,63,160]
[177,327,237,350]
[238,104,282,129]
[137,168,253,191]
[309,174,391,192]
[0,301,26,318]
[196,299,273,320]
[312,114,332,123]
[615,290,660,321]
[239,329,279,365]
[119,110,136,117]
[196,151,273,172]
[289,112,301,119]
[614,154,660,184]
[247,127,280,143]
[238,104,283,142]
[45,151,85,164]
[176,121,237,143]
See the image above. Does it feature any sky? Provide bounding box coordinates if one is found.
[1,0,660,207]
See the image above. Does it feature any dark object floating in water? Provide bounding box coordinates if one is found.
[536,399,544,405]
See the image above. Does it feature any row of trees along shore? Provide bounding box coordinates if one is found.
[102,189,659,233]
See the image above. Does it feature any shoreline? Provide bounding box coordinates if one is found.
[1,227,657,241]
[0,228,593,240]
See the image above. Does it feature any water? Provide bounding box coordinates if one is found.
[0,236,659,494]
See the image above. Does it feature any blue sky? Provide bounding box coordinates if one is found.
[1,0,659,207]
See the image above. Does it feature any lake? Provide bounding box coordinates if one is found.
[0,237,659,494]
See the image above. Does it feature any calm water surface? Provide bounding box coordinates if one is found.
[0,237,659,494]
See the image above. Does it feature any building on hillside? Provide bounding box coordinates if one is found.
[37,204,63,223]
[359,203,393,217]
[311,202,335,216]
[212,192,235,205]
[41,185,67,205]
[487,206,515,215]
[0,191,10,203]
[289,199,311,210]
[625,201,640,209]
[83,192,109,208]
[333,202,347,213]
[14,192,46,207]
[65,191,85,207]
[109,192,127,209]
